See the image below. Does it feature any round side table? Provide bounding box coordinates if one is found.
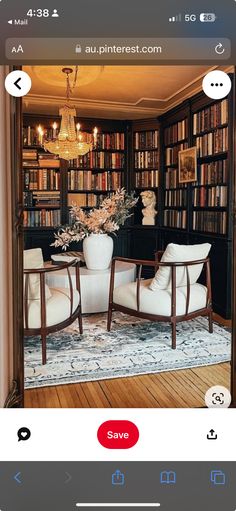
[46,261,136,313]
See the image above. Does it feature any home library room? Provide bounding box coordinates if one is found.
[22,77,234,319]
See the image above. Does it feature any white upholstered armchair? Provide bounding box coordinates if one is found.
[107,243,213,348]
[24,248,83,364]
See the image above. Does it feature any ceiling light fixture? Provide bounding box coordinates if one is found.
[44,67,97,160]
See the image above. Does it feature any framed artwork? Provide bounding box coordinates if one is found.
[178,146,197,183]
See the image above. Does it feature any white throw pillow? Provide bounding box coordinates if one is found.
[149,243,211,291]
[24,248,51,300]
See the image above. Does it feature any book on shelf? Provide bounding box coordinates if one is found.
[38,154,60,168]
[23,149,38,160]
[69,152,124,169]
[193,210,227,234]
[165,189,187,207]
[68,170,122,191]
[164,119,188,145]
[23,160,39,168]
[68,192,112,209]
[198,160,228,185]
[165,168,186,189]
[165,142,188,166]
[196,127,228,157]
[163,209,187,229]
[193,99,228,135]
[134,130,159,150]
[38,159,60,168]
[23,209,61,227]
[24,168,60,190]
[193,186,227,207]
[134,150,159,169]
[135,170,159,188]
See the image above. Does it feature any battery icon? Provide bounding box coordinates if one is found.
[200,13,217,22]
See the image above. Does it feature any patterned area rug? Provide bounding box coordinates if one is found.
[24,312,231,389]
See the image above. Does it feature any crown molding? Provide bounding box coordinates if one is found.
[23,65,234,118]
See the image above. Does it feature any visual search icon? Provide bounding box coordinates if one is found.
[205,385,231,408]
[202,70,232,100]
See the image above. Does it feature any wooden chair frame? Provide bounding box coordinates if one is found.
[24,260,83,364]
[107,252,213,349]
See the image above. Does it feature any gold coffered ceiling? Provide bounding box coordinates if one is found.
[23,65,226,119]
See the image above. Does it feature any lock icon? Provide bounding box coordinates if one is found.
[75,44,82,53]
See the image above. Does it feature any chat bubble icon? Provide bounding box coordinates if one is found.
[17,427,31,442]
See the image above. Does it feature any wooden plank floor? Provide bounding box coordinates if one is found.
[24,314,231,408]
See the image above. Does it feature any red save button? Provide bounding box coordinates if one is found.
[97,420,139,449]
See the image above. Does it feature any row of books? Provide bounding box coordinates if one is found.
[95,132,125,150]
[23,150,60,168]
[24,192,60,208]
[163,209,187,229]
[165,189,187,207]
[68,193,112,209]
[166,143,188,166]
[23,191,60,208]
[68,170,122,191]
[165,169,186,189]
[23,127,125,150]
[193,99,228,135]
[24,169,60,191]
[135,170,159,188]
[193,186,227,207]
[193,211,227,234]
[164,119,188,146]
[197,160,228,185]
[23,127,59,147]
[195,127,228,157]
[23,209,61,227]
[134,130,159,150]
[134,151,159,169]
[69,152,124,169]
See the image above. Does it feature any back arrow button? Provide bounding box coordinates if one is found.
[13,472,22,484]
[5,70,31,97]
[14,77,22,90]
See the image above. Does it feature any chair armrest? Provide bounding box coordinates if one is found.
[23,259,80,274]
[111,256,157,267]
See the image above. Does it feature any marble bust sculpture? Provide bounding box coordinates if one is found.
[140,190,157,225]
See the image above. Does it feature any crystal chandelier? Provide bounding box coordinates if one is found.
[44,67,98,160]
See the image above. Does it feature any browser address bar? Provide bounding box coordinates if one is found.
[5,38,231,61]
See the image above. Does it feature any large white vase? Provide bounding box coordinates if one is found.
[83,233,114,270]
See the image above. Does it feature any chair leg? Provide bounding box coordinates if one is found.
[107,305,113,331]
[78,312,83,335]
[41,332,47,365]
[208,309,213,333]
[171,321,176,349]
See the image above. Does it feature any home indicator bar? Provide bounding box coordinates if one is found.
[76,505,161,508]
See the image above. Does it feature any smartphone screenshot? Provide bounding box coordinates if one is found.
[0,0,236,509]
